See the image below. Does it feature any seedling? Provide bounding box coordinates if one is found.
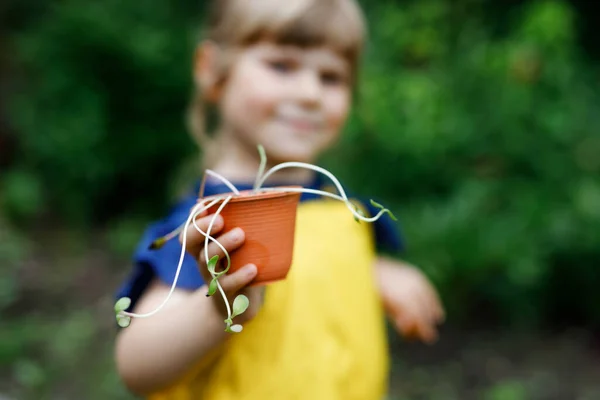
[114,145,396,332]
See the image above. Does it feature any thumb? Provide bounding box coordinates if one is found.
[217,264,258,293]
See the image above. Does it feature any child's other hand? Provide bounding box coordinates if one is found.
[180,211,265,325]
[375,257,445,344]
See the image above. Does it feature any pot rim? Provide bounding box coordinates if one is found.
[199,185,303,204]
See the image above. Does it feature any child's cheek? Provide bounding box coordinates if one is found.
[224,82,269,128]
[325,93,350,132]
[238,70,279,119]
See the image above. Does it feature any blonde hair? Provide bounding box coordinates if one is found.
[187,0,367,153]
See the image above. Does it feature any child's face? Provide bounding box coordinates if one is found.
[217,41,352,163]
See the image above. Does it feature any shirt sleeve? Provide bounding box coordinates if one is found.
[114,198,206,312]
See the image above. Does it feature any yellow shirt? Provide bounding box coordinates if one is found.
[147,199,390,400]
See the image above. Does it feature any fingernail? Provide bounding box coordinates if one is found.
[212,215,224,226]
[245,264,257,276]
[230,227,244,241]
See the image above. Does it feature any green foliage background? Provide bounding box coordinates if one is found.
[1,0,600,397]
[3,0,600,327]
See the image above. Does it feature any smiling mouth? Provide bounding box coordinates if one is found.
[279,117,322,131]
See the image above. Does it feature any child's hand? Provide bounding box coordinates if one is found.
[375,257,445,344]
[180,211,265,325]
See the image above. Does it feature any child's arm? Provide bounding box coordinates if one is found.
[115,213,264,396]
[374,256,445,344]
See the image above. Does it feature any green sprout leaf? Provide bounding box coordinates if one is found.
[257,144,266,163]
[207,278,218,296]
[207,255,219,275]
[149,237,167,250]
[370,199,384,209]
[114,297,131,313]
[370,199,398,221]
[232,294,249,318]
[116,314,131,328]
[224,318,243,333]
[253,144,268,191]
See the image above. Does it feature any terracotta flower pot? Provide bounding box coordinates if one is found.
[204,187,301,286]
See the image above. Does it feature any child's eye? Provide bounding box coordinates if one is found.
[268,60,295,73]
[321,71,346,86]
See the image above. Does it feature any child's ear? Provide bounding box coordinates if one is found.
[193,40,223,103]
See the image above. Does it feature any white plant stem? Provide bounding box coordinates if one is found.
[256,186,344,202]
[256,162,348,197]
[120,197,221,319]
[203,196,233,320]
[255,162,389,222]
[205,169,240,195]
[193,218,232,276]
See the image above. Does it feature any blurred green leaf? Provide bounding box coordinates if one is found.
[13,359,46,388]
[0,169,44,223]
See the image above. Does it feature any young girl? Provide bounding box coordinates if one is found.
[114,0,445,398]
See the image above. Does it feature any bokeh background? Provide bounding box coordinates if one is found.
[1,0,600,399]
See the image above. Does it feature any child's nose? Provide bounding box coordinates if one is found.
[295,71,322,107]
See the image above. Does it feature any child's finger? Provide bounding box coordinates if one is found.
[394,301,438,344]
[217,263,257,294]
[407,300,440,343]
[416,322,438,344]
[413,281,445,325]
[198,227,245,266]
[423,286,445,324]
[403,288,438,327]
[180,214,225,257]
[409,287,438,326]
[395,314,420,340]
[424,291,445,326]
[392,301,420,332]
[398,314,438,344]
[434,293,446,323]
